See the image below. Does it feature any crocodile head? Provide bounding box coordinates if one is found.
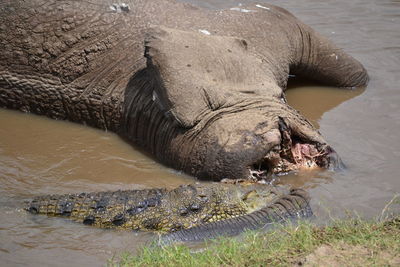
[141,183,286,232]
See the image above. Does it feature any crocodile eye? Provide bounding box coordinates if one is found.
[189,203,201,212]
[179,208,189,216]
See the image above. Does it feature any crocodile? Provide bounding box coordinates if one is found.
[27,183,311,242]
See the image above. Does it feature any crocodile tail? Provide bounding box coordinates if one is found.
[27,189,166,227]
[161,189,312,243]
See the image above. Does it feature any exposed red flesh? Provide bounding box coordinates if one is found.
[249,129,330,181]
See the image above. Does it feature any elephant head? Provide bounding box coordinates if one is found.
[122,25,366,181]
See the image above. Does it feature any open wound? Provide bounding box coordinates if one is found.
[250,118,331,181]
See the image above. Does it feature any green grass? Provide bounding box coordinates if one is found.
[108,215,400,267]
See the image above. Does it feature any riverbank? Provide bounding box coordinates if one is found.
[109,215,400,266]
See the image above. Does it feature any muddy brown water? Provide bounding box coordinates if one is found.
[1,0,399,266]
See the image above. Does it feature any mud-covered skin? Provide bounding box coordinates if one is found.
[27,183,311,237]
[0,0,368,181]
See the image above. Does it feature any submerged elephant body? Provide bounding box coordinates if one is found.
[27,183,312,242]
[0,0,368,181]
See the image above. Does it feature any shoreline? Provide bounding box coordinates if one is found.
[109,215,400,266]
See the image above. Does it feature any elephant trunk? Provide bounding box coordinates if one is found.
[290,23,369,88]
[161,189,312,243]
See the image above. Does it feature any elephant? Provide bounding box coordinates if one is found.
[0,0,368,181]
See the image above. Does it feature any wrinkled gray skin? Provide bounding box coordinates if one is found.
[0,0,368,181]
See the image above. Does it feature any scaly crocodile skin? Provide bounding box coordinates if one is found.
[28,183,285,233]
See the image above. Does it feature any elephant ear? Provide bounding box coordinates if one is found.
[144,26,282,128]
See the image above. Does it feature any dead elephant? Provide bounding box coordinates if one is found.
[0,0,368,181]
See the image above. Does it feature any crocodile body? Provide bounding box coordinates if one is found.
[27,183,311,240]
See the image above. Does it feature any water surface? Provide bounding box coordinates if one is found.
[1,0,399,265]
